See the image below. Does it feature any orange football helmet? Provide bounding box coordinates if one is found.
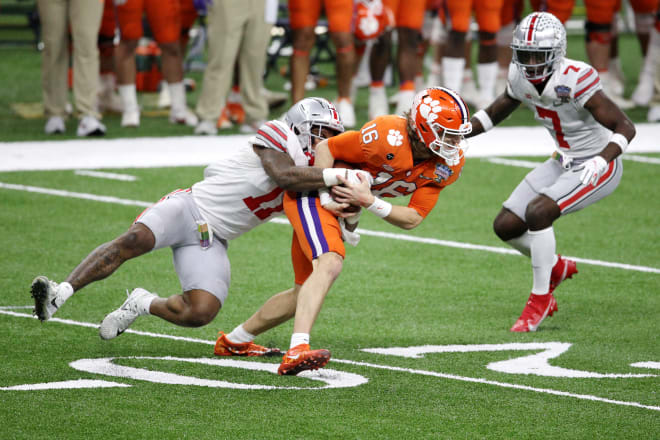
[354,0,394,41]
[410,87,472,166]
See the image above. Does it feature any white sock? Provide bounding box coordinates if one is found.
[168,81,186,113]
[99,73,116,94]
[442,56,465,93]
[118,84,138,113]
[290,332,309,348]
[477,61,498,102]
[136,291,157,315]
[529,227,556,295]
[227,324,255,344]
[506,231,532,257]
[56,282,74,307]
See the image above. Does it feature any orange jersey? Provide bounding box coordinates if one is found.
[327,115,464,218]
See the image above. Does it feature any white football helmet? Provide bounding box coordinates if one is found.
[511,12,566,83]
[285,98,345,155]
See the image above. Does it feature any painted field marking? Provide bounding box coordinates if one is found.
[1,182,658,275]
[74,170,138,181]
[0,309,658,412]
[487,154,660,169]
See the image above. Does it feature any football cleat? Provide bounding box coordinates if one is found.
[44,116,65,135]
[214,332,282,357]
[99,288,154,340]
[31,276,63,321]
[549,254,578,293]
[510,292,558,332]
[277,343,331,376]
[169,107,199,127]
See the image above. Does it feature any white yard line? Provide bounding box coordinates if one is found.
[1,309,658,411]
[2,181,658,274]
[74,170,137,181]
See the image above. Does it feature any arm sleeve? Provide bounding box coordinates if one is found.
[327,131,367,164]
[408,185,442,218]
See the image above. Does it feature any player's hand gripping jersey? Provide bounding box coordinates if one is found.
[506,58,611,158]
[327,115,464,218]
[192,120,309,240]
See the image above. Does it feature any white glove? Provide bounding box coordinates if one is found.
[577,156,608,186]
[339,218,360,246]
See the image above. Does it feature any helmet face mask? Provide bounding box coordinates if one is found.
[511,12,566,84]
[411,87,471,166]
[285,98,344,155]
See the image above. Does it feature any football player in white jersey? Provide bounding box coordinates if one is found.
[466,12,636,332]
[30,98,368,350]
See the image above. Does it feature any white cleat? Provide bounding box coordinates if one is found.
[170,107,199,127]
[121,109,140,127]
[30,276,62,321]
[99,288,154,340]
[194,119,218,135]
[77,115,106,137]
[44,116,65,135]
[647,105,660,122]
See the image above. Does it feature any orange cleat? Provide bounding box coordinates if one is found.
[214,332,281,357]
[550,254,578,293]
[277,344,331,376]
[510,292,558,332]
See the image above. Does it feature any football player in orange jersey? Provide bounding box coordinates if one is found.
[289,0,357,127]
[216,87,471,376]
[441,0,504,110]
[114,0,198,127]
[367,0,427,118]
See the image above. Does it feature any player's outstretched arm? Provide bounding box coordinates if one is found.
[254,146,326,191]
[467,92,521,138]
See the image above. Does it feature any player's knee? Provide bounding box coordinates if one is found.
[159,41,182,58]
[318,252,344,280]
[185,301,220,327]
[585,21,612,44]
[525,197,559,229]
[292,28,315,50]
[493,208,527,241]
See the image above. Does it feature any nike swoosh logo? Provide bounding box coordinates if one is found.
[286,354,301,360]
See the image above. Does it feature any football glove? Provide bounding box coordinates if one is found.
[577,156,608,186]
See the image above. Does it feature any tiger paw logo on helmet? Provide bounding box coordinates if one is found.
[419,97,443,123]
[387,129,403,146]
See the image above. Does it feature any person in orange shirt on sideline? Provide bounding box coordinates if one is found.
[215,87,472,376]
[441,0,504,110]
[367,0,427,118]
[115,0,198,127]
[288,0,357,127]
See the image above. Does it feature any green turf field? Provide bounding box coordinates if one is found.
[1,26,659,440]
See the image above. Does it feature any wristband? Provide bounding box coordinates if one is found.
[345,209,361,225]
[473,109,493,132]
[318,188,333,206]
[322,168,347,186]
[366,197,392,218]
[609,133,628,154]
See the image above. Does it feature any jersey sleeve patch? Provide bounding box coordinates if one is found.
[252,120,289,153]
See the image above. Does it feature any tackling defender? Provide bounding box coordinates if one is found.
[215,86,472,375]
[31,98,368,349]
[466,12,636,332]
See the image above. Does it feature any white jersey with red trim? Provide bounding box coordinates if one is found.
[506,57,610,158]
[192,120,308,240]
